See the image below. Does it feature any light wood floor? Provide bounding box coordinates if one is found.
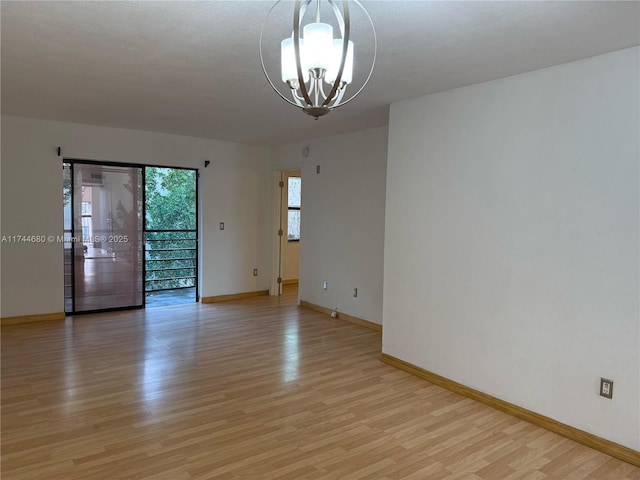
[2,287,639,479]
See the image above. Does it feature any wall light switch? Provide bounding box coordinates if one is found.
[219,222,224,230]
[600,378,613,399]
[323,281,327,290]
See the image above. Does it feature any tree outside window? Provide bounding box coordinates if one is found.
[288,177,301,241]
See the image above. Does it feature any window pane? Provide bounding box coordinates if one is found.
[145,167,197,230]
[288,210,300,241]
[63,163,72,231]
[288,177,301,208]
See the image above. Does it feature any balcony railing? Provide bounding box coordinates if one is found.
[145,230,197,293]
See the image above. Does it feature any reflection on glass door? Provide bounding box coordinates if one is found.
[71,162,144,313]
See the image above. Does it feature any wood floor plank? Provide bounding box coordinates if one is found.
[2,286,638,479]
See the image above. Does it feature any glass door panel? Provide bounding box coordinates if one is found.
[72,163,143,312]
[63,163,73,312]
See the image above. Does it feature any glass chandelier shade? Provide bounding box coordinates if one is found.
[327,39,354,84]
[302,22,333,71]
[261,0,376,119]
[281,38,309,83]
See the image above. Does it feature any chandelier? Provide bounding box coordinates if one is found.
[260,0,376,119]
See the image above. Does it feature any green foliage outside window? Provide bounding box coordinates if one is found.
[145,167,197,292]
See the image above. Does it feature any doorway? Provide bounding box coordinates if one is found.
[144,166,198,308]
[63,160,198,314]
[276,170,301,294]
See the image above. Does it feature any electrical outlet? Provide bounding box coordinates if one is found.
[323,281,327,290]
[253,268,258,276]
[353,288,358,297]
[600,378,613,399]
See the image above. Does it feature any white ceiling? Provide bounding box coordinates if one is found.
[2,1,639,146]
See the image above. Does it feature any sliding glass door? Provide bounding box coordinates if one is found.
[64,161,199,313]
[69,162,144,313]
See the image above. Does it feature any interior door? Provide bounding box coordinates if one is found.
[71,162,144,312]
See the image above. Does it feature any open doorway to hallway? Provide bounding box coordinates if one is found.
[279,169,301,292]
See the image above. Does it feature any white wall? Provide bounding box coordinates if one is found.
[1,116,273,317]
[383,47,640,450]
[273,126,388,324]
